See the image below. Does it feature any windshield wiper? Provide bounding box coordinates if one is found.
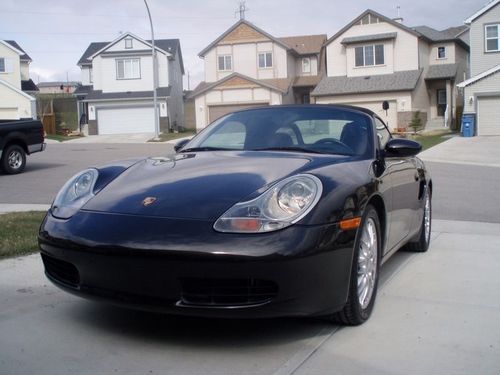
[252,147,326,154]
[180,147,236,153]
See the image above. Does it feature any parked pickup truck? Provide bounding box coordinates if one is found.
[0,119,46,174]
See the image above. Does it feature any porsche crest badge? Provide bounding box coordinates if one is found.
[142,197,157,207]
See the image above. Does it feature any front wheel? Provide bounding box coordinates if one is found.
[334,205,381,325]
[1,144,26,174]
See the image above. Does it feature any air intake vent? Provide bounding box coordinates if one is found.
[180,278,278,307]
[41,253,80,288]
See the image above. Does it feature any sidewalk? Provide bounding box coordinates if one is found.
[0,204,50,214]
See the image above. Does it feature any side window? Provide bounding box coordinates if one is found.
[375,117,391,149]
[200,121,246,149]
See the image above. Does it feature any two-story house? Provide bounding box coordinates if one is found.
[190,20,326,130]
[312,9,469,131]
[458,0,500,136]
[74,32,184,135]
[0,40,37,120]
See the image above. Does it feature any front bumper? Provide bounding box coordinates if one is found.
[39,210,356,318]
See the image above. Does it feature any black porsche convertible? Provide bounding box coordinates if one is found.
[39,105,432,325]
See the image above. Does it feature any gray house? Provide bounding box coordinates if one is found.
[458,0,500,135]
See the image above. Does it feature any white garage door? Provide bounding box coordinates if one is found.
[98,107,155,135]
[0,107,19,120]
[477,97,500,136]
[352,101,398,131]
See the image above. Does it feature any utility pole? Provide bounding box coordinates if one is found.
[235,1,248,20]
[144,0,160,138]
[187,70,190,91]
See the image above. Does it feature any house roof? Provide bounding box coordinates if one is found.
[3,40,32,61]
[74,85,92,95]
[457,64,500,88]
[278,34,327,55]
[464,0,500,24]
[77,35,184,74]
[341,32,397,45]
[412,25,469,50]
[425,64,458,80]
[38,81,80,88]
[79,87,171,101]
[311,69,422,97]
[189,72,293,99]
[21,79,39,91]
[325,9,420,46]
[199,19,292,57]
[293,75,323,87]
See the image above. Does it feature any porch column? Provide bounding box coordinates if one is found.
[445,80,452,127]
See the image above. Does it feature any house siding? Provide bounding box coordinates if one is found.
[463,71,500,113]
[469,3,500,75]
[429,42,456,65]
[0,84,34,120]
[326,21,419,77]
[0,43,21,89]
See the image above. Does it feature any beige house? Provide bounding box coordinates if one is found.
[0,40,37,120]
[312,9,469,131]
[458,0,500,136]
[190,20,326,130]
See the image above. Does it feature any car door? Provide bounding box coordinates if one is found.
[374,117,420,253]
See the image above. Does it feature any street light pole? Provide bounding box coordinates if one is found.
[144,0,159,139]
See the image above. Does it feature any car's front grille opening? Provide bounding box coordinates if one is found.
[179,278,278,307]
[41,253,80,288]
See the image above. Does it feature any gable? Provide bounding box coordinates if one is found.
[107,36,152,52]
[219,23,271,44]
[214,76,260,90]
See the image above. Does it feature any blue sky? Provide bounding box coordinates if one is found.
[0,0,489,88]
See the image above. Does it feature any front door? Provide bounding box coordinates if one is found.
[437,89,446,117]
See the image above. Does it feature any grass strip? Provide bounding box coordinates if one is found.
[0,211,46,259]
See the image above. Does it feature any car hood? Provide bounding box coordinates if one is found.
[83,151,341,220]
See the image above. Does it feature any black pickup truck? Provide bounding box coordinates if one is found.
[0,119,46,174]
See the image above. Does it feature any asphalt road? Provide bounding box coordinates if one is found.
[0,143,174,204]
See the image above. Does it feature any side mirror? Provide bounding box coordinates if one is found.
[384,138,422,157]
[174,138,190,153]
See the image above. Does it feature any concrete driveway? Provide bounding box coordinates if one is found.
[419,136,500,167]
[1,220,499,374]
[65,133,155,144]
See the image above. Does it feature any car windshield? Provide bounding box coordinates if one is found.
[183,106,374,157]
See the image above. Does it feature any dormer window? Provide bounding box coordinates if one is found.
[355,44,384,67]
[258,52,273,68]
[0,58,5,73]
[356,14,380,25]
[218,55,232,71]
[485,24,499,52]
[302,57,311,73]
[125,38,133,49]
[437,46,446,59]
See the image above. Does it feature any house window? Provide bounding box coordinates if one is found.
[89,68,93,83]
[356,14,380,25]
[125,38,133,49]
[258,52,273,68]
[437,46,446,59]
[116,59,141,79]
[485,24,500,52]
[218,55,232,71]
[0,58,5,73]
[302,57,311,73]
[355,44,384,67]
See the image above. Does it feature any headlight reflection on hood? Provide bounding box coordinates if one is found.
[51,168,99,219]
[214,174,323,233]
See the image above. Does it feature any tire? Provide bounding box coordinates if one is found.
[405,187,431,253]
[1,144,26,174]
[333,205,381,326]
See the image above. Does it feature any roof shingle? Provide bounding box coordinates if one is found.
[425,64,458,80]
[278,34,326,55]
[311,70,423,96]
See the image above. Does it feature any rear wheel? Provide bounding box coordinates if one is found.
[405,187,431,252]
[334,205,380,325]
[1,144,26,174]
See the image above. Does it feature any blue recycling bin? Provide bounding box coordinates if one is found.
[461,114,475,137]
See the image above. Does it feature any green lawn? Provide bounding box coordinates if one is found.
[0,211,46,259]
[148,130,196,142]
[411,132,456,151]
[45,134,79,142]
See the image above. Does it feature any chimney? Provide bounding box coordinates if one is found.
[393,5,403,23]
